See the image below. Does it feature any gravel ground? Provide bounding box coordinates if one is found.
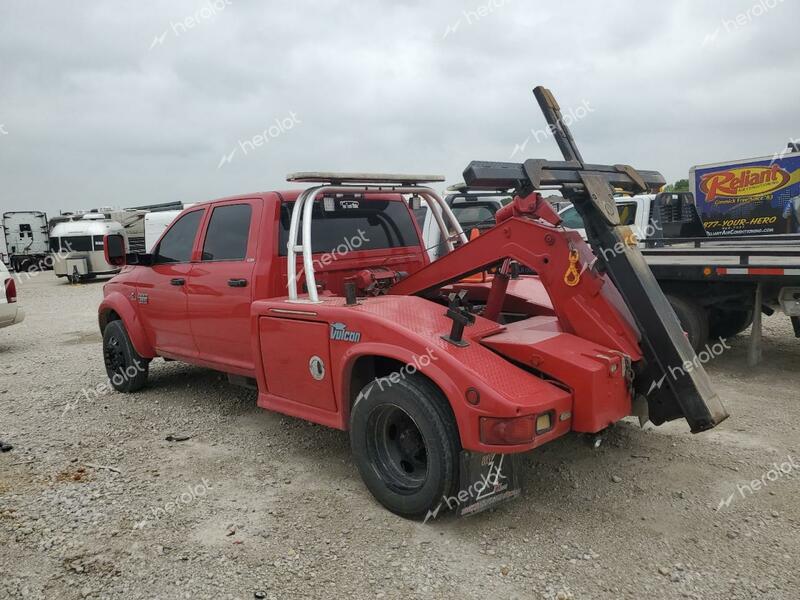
[1,273,798,600]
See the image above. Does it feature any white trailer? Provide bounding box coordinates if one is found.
[50,214,128,282]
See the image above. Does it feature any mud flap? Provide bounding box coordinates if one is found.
[457,451,522,517]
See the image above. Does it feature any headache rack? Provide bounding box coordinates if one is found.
[284,172,468,303]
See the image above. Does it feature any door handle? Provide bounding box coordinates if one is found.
[170,278,185,286]
[228,278,248,288]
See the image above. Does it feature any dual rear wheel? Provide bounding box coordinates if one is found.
[667,294,754,353]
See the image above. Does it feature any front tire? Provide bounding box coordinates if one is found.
[350,374,460,519]
[102,320,149,392]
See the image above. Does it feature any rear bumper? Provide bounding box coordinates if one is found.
[0,306,24,328]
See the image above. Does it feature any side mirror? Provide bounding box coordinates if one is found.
[104,234,126,267]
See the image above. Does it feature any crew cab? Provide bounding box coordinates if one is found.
[97,87,727,519]
[0,262,24,329]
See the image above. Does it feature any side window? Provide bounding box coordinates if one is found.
[154,210,203,264]
[201,204,252,261]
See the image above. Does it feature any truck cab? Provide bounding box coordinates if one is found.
[100,189,431,378]
[557,192,706,246]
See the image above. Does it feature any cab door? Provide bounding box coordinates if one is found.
[136,208,206,357]
[187,200,259,372]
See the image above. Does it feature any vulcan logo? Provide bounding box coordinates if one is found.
[700,164,790,201]
[330,322,361,343]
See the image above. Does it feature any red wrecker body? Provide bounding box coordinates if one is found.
[98,87,728,518]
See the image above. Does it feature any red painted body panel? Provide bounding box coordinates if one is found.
[480,317,632,432]
[250,295,573,453]
[136,262,197,357]
[259,317,337,411]
[187,198,262,371]
[98,284,156,359]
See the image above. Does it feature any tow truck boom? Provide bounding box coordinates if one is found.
[396,86,728,432]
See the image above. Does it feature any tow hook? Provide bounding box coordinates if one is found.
[589,428,609,449]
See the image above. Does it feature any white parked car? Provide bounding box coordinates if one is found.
[0,261,24,329]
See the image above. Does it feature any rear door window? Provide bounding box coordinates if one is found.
[154,210,203,264]
[201,204,252,261]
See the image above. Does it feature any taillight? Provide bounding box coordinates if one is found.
[4,278,16,303]
[480,415,536,445]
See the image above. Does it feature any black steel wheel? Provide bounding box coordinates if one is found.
[350,374,460,519]
[366,405,429,494]
[102,320,149,393]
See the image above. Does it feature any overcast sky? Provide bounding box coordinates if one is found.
[1,0,797,215]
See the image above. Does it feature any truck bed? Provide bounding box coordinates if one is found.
[642,236,800,281]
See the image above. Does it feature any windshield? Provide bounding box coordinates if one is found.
[451,204,497,229]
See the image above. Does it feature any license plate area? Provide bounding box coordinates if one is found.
[457,451,522,517]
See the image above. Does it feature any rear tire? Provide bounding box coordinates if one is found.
[667,294,709,353]
[709,309,753,340]
[102,320,149,392]
[350,374,460,519]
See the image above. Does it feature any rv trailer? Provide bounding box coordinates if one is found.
[50,214,127,282]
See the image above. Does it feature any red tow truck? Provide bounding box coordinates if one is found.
[99,87,728,519]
